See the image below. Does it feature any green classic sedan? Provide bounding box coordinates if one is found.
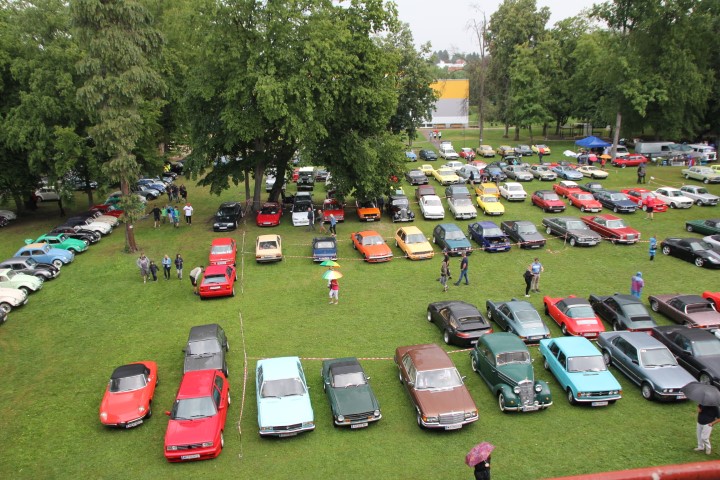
[0,268,43,295]
[685,219,720,235]
[321,357,381,428]
[26,233,88,254]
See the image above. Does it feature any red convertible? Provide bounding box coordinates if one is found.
[580,214,641,244]
[256,202,282,227]
[99,361,158,428]
[208,238,236,266]
[552,181,583,198]
[621,188,668,212]
[351,230,393,263]
[199,265,237,299]
[322,198,345,222]
[567,192,602,212]
[544,295,605,339]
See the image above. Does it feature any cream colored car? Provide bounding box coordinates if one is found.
[255,234,283,263]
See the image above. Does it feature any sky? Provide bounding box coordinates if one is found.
[391,0,599,54]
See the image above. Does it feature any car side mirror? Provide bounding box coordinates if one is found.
[631,359,639,365]
[165,411,171,416]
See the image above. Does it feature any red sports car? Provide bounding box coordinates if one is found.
[256,202,282,227]
[531,190,566,213]
[612,154,647,167]
[351,230,393,263]
[552,181,583,198]
[208,238,237,266]
[544,295,605,339]
[567,192,603,212]
[92,204,124,218]
[322,198,345,222]
[164,369,230,462]
[581,214,641,244]
[199,265,237,299]
[702,291,720,311]
[99,361,158,428]
[621,188,668,212]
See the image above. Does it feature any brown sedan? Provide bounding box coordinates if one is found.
[394,344,478,430]
[648,294,720,330]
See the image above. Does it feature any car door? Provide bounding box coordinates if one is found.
[438,308,452,334]
[673,334,700,377]
[477,344,496,385]
[610,337,640,385]
[496,304,512,332]
[213,373,229,425]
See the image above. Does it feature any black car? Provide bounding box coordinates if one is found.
[0,216,7,228]
[213,201,243,231]
[500,220,546,249]
[405,169,428,185]
[314,168,329,182]
[579,182,605,194]
[542,216,602,247]
[588,294,658,332]
[183,324,229,376]
[419,149,437,161]
[481,166,507,182]
[593,190,637,213]
[0,257,60,281]
[297,171,315,191]
[426,301,493,346]
[386,194,415,222]
[660,237,720,268]
[514,145,533,157]
[50,225,101,244]
[651,325,720,388]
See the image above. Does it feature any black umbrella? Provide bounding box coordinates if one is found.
[682,382,720,406]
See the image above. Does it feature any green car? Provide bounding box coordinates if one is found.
[470,332,552,412]
[26,233,88,254]
[321,357,381,428]
[685,219,720,235]
[0,268,43,295]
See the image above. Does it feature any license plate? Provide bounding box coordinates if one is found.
[263,222,271,225]
[181,454,200,460]
[591,401,608,407]
[351,423,368,429]
[522,406,540,412]
[279,432,297,437]
[366,218,375,222]
[677,394,686,400]
[126,419,143,428]
[210,286,220,290]
[444,424,462,430]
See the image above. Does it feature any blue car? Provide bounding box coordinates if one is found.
[485,299,550,342]
[539,337,622,406]
[432,223,472,256]
[405,151,417,162]
[256,356,315,437]
[468,221,511,252]
[14,242,74,269]
[311,236,338,262]
[552,166,584,181]
[593,190,637,213]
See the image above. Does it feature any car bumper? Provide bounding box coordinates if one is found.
[365,255,393,263]
[422,213,445,220]
[334,413,382,428]
[165,444,222,462]
[406,251,434,260]
[102,415,146,429]
[573,393,621,405]
[214,223,238,231]
[259,423,315,437]
[420,414,478,430]
[199,287,234,298]
[359,216,380,222]
[256,255,282,263]
[453,212,477,219]
[519,240,546,249]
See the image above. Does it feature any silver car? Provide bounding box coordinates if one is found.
[679,185,720,206]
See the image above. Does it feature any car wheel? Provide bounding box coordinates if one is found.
[567,389,577,405]
[544,304,549,315]
[395,240,398,247]
[543,358,549,370]
[650,300,660,312]
[487,309,493,321]
[52,259,63,268]
[19,286,30,296]
[398,369,403,384]
[685,174,690,179]
[561,324,568,336]
[662,246,671,255]
[498,393,507,413]
[146,402,153,419]
[696,199,704,206]
[602,350,612,366]
[353,242,357,250]
[612,321,620,332]
[416,414,425,429]
[641,383,654,400]
[613,206,619,213]
[0,302,11,314]
[621,164,626,169]
[432,236,437,244]
[695,257,705,267]
[225,341,230,352]
[687,224,694,232]
[426,310,433,322]
[700,373,712,385]
[443,330,451,345]
[231,287,236,297]
[220,432,224,449]
[471,356,478,372]
[580,206,586,212]
[569,237,577,247]
[704,178,710,184]
[670,202,677,209]
[546,226,552,235]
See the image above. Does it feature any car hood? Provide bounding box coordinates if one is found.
[698,356,720,379]
[184,354,224,373]
[423,205,444,213]
[330,385,378,415]
[404,242,433,253]
[452,204,476,213]
[256,213,279,222]
[165,414,221,446]
[497,363,534,383]
[445,238,472,249]
[567,370,621,392]
[0,287,26,304]
[517,322,551,338]
[258,394,313,427]
[568,229,601,239]
[610,200,636,208]
[519,232,545,242]
[414,386,476,417]
[101,391,146,423]
[215,215,237,223]
[687,312,720,328]
[641,365,696,389]
[361,244,392,256]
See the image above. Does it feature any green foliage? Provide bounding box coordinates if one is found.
[507,44,551,140]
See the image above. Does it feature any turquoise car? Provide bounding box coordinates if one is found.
[539,337,622,407]
[14,243,74,269]
[256,356,314,437]
[432,223,472,256]
[26,233,88,254]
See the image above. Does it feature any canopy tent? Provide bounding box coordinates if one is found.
[575,136,611,148]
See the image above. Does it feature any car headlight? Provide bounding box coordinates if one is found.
[535,384,543,393]
[100,412,107,420]
[513,386,521,394]
[423,416,438,423]
[201,442,213,448]
[708,257,720,263]
[167,446,178,451]
[301,421,314,428]
[138,406,145,413]
[337,415,345,422]
[465,410,478,419]
[374,410,381,417]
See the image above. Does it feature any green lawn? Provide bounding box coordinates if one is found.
[1,135,719,479]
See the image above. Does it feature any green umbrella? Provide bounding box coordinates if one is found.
[322,270,343,280]
[320,260,340,267]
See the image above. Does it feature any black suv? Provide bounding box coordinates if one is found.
[183,324,229,376]
[213,202,243,231]
[297,171,315,191]
[386,194,415,222]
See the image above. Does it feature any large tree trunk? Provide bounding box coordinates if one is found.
[252,163,264,213]
[528,125,534,143]
[611,110,622,162]
[514,125,520,141]
[504,123,509,138]
[121,178,138,253]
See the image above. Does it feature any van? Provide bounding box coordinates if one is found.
[439,144,460,160]
[634,142,675,157]
[688,144,717,162]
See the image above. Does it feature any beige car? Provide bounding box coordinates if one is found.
[476,145,495,157]
[395,226,434,260]
[255,234,283,263]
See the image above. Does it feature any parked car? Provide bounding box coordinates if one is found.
[686,219,720,235]
[544,295,605,338]
[553,166,584,181]
[50,225,100,244]
[486,299,550,342]
[553,181,583,198]
[593,190,637,214]
[415,184,436,200]
[386,193,415,222]
[405,169,428,185]
[456,165,482,184]
[256,202,282,227]
[394,343,478,429]
[529,165,557,181]
[647,294,720,331]
[542,217,602,247]
[419,149,437,161]
[297,167,315,190]
[514,145,533,157]
[468,221,511,253]
[0,287,28,314]
[447,196,477,220]
[321,357,382,428]
[213,202,243,231]
[198,265,237,299]
[432,223,472,256]
[474,182,500,198]
[654,187,693,209]
[576,165,609,179]
[476,145,495,158]
[531,190,566,213]
[532,144,552,155]
[321,198,344,223]
[679,185,719,206]
[501,220,546,249]
[255,235,283,263]
[419,164,435,176]
[64,216,112,235]
[395,226,433,260]
[405,151,417,162]
[499,182,527,201]
[480,165,507,182]
[13,243,74,269]
[539,337,622,406]
[426,301,492,346]
[208,238,236,266]
[356,198,381,222]
[660,237,720,268]
[476,194,505,216]
[682,166,720,184]
[256,356,314,437]
[621,188,669,212]
[703,291,720,311]
[0,257,59,281]
[496,145,514,157]
[26,233,88,254]
[99,361,157,428]
[459,147,476,161]
[0,268,43,295]
[705,234,720,252]
[651,325,720,388]
[612,155,647,167]
[504,165,533,182]
[432,167,462,186]
[291,196,313,227]
[312,236,338,262]
[580,214,640,244]
[578,181,605,194]
[35,187,60,202]
[419,195,445,220]
[588,294,657,332]
[350,230,393,263]
[567,192,603,212]
[183,323,229,376]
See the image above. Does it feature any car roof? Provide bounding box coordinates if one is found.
[482,332,528,353]
[177,370,219,398]
[403,344,454,370]
[399,226,423,235]
[673,295,710,305]
[211,237,234,247]
[547,336,598,356]
[608,294,643,306]
[257,356,302,380]
[257,234,280,242]
[328,358,363,377]
[606,331,664,349]
[188,323,222,342]
[313,236,337,244]
[111,363,149,379]
[654,325,716,341]
[22,243,48,249]
[561,297,590,307]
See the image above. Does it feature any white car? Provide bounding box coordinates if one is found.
[0,210,17,221]
[499,182,527,201]
[576,165,609,179]
[704,234,720,252]
[447,197,477,220]
[88,212,119,228]
[74,218,112,235]
[679,185,719,206]
[291,199,313,227]
[442,160,464,172]
[653,187,693,209]
[35,187,60,202]
[419,195,445,220]
[529,165,557,181]
[0,287,28,314]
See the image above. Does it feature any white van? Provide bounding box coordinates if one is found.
[635,142,676,157]
[439,144,460,160]
[688,144,717,162]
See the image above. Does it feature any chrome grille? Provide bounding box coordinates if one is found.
[439,412,464,425]
[518,380,535,406]
[275,423,302,431]
[345,412,374,421]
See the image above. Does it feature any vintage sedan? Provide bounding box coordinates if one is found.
[432,223,472,256]
[567,192,603,212]
[50,225,100,244]
[503,165,533,182]
[531,190,566,213]
[553,180,583,198]
[214,201,244,231]
[486,299,550,342]
[496,145,514,156]
[480,165,507,182]
[350,230,393,263]
[621,188,669,212]
[529,165,557,181]
[386,194,415,222]
[291,198,313,227]
[405,151,417,162]
[679,185,720,206]
[426,301,493,346]
[654,187,693,209]
[256,356,314,437]
[99,361,158,428]
[419,149,438,161]
[576,165,609,179]
[468,221,511,253]
[651,326,720,388]
[419,195,445,220]
[514,145,533,157]
[164,369,230,461]
[474,182,500,198]
[499,182,527,201]
[255,235,283,263]
[183,324,229,376]
[544,295,605,338]
[459,147,476,161]
[593,190,637,213]
[322,198,344,223]
[256,202,282,227]
[597,332,694,401]
[432,168,462,186]
[552,166,583,181]
[539,337,622,406]
[198,265,237,299]
[395,343,478,430]
[578,181,605,194]
[395,226,434,260]
[312,236,338,262]
[704,291,720,311]
[0,257,59,281]
[405,169,429,185]
[471,333,552,412]
[660,237,720,268]
[321,358,382,428]
[27,233,88,254]
[477,145,495,158]
[531,144,552,155]
[580,214,640,244]
[419,164,435,176]
[0,287,28,314]
[705,234,720,252]
[0,269,43,296]
[448,196,477,220]
[542,216,602,247]
[682,166,720,184]
[588,294,657,332]
[208,238,236,266]
[686,219,720,235]
[356,199,381,222]
[501,220,546,249]
[415,184,436,200]
[476,194,505,216]
[648,294,720,331]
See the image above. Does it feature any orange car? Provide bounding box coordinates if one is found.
[702,291,720,311]
[356,199,380,222]
[99,361,158,428]
[350,230,393,263]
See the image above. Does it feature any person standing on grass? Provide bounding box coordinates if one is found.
[328,278,339,304]
[523,269,533,297]
[183,203,193,224]
[307,207,315,231]
[151,205,161,228]
[162,254,172,280]
[174,254,184,279]
[174,206,181,227]
[440,257,449,292]
[136,253,150,284]
[454,252,469,286]
[149,260,158,282]
[329,213,337,236]
[644,198,654,220]
[695,404,720,455]
[630,272,644,298]
[528,258,544,292]
[316,209,327,234]
[189,266,203,295]
[649,235,657,261]
[637,164,646,184]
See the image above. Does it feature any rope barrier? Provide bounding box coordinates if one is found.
[235,310,248,460]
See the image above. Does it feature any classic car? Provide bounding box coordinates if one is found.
[552,166,583,181]
[419,164,435,176]
[198,265,237,299]
[350,230,393,263]
[588,294,657,332]
[500,220,546,249]
[255,235,283,263]
[0,287,28,314]
[567,192,603,212]
[164,369,230,461]
[13,243,74,269]
[542,216,602,247]
[531,190,566,213]
[503,165,533,182]
[651,325,720,388]
[213,202,244,231]
[35,186,60,202]
[580,214,640,244]
[611,155,647,167]
[356,198,381,222]
[415,184,436,200]
[312,236,338,262]
[456,165,483,183]
[704,292,720,311]
[682,166,720,184]
[592,190,637,214]
[486,299,550,342]
[597,331,694,401]
[578,181,605,194]
[529,165,557,181]
[393,226,432,261]
[0,257,59,281]
[321,198,344,223]
[532,144,552,155]
[291,197,313,227]
[544,295,605,338]
[459,148,476,161]
[480,165,507,182]
[405,151,417,162]
[621,188,669,212]
[255,202,282,227]
[297,167,315,191]
[448,196,478,220]
[99,361,157,428]
[65,216,113,236]
[474,182,500,198]
[26,233,88,255]
[539,337,622,406]
[654,187,693,209]
[419,149,438,161]
[256,356,314,437]
[0,269,43,295]
[514,145,533,157]
[419,195,445,220]
[445,185,471,198]
[576,165,609,179]
[50,225,100,244]
[77,210,119,228]
[91,203,124,218]
[432,168,462,186]
[686,219,720,235]
[496,145,514,156]
[439,146,460,160]
[386,194,415,222]
[468,221,511,253]
[426,301,493,346]
[679,185,720,206]
[660,237,720,268]
[321,358,382,428]
[313,168,329,182]
[648,294,720,330]
[499,182,527,201]
[395,343,478,429]
[476,194,505,216]
[432,223,472,256]
[183,324,229,376]
[553,181,583,198]
[0,209,17,221]
[477,145,495,157]
[705,234,720,252]
[208,238,236,266]
[405,169,429,185]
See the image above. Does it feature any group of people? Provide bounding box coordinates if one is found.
[165,183,187,203]
[149,203,194,228]
[438,251,471,292]
[136,253,184,283]
[306,207,337,236]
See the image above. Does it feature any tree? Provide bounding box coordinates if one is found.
[507,44,551,142]
[468,11,489,145]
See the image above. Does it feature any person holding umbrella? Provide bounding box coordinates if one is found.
[466,441,494,479]
[321,263,342,305]
[682,382,720,454]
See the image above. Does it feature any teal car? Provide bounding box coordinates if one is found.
[321,357,381,428]
[256,356,314,437]
[539,337,622,407]
[685,219,720,235]
[0,268,43,295]
[26,233,88,254]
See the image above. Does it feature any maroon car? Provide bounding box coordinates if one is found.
[648,294,720,331]
[532,190,566,213]
[580,214,641,244]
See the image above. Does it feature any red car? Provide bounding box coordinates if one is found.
[531,190,566,213]
[208,238,237,266]
[351,230,393,263]
[199,265,237,299]
[552,181,583,198]
[256,202,282,227]
[621,188,668,212]
[612,154,647,167]
[580,214,641,244]
[164,369,230,462]
[92,204,124,218]
[567,192,603,212]
[99,361,158,428]
[544,295,605,339]
[322,198,345,222]
[702,291,720,311]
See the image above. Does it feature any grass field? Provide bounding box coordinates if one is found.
[1,130,719,480]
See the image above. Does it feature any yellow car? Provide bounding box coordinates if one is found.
[419,164,435,176]
[476,145,495,158]
[255,234,283,263]
[431,168,461,186]
[531,144,552,155]
[474,182,500,198]
[395,226,434,260]
[710,165,720,174]
[476,195,505,216]
[496,145,514,156]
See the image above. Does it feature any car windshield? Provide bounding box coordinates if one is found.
[445,230,466,241]
[565,305,596,318]
[690,241,710,251]
[261,378,306,398]
[544,194,560,201]
[482,196,498,203]
[359,200,376,208]
[576,194,594,200]
[565,221,588,230]
[508,185,522,191]
[109,374,147,393]
[567,355,607,373]
[694,340,720,356]
[260,205,278,214]
[454,198,472,206]
[623,304,649,316]
[25,258,38,266]
[695,188,709,194]
[210,245,233,255]
[392,198,409,206]
[201,274,226,285]
[516,309,543,325]
[332,372,367,388]
[496,351,530,366]
[315,241,335,249]
[641,348,677,367]
[187,339,221,355]
[415,368,463,390]
[361,235,384,246]
[4,270,15,279]
[606,220,625,228]
[293,203,311,213]
[171,396,217,420]
[406,233,426,244]
[483,227,503,237]
[438,170,454,176]
[518,225,537,235]
[667,190,682,197]
[425,198,441,206]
